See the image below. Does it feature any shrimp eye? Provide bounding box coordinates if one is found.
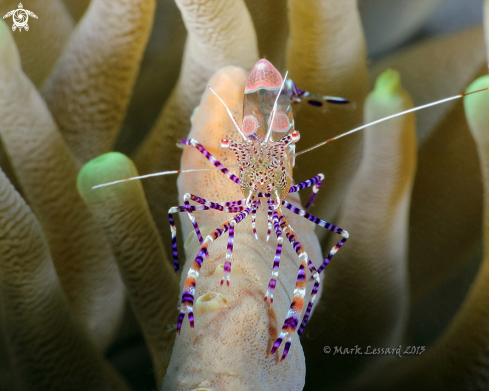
[220,138,230,149]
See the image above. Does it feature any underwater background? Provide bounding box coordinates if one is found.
[0,0,488,390]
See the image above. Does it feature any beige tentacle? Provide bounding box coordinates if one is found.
[307,70,416,387]
[347,74,489,391]
[0,168,129,391]
[244,0,289,69]
[77,153,180,386]
[287,0,368,232]
[371,27,486,301]
[0,20,124,349]
[117,0,186,155]
[42,0,156,163]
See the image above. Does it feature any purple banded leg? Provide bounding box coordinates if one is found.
[184,193,245,249]
[178,241,210,334]
[168,212,180,272]
[288,174,325,210]
[182,138,240,185]
[297,258,321,337]
[264,210,283,304]
[177,207,251,334]
[286,80,349,106]
[282,200,349,274]
[270,213,309,361]
[266,198,274,241]
[221,220,235,286]
[169,204,212,272]
[251,203,258,240]
[305,175,324,210]
[188,193,246,210]
[221,202,255,286]
[184,194,204,245]
[168,195,245,272]
[279,213,321,340]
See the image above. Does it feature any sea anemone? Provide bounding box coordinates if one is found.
[0,0,488,390]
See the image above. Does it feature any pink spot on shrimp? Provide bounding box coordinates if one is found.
[271,113,291,132]
[243,115,258,135]
[245,59,283,92]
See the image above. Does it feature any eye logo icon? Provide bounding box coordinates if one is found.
[3,3,38,32]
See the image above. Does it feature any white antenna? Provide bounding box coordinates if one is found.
[208,86,247,141]
[264,71,289,143]
[295,86,489,157]
[92,165,237,189]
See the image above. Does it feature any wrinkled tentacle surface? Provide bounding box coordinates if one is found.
[77,152,180,386]
[42,0,156,163]
[345,74,489,391]
[287,0,368,233]
[0,168,129,391]
[303,68,417,387]
[0,19,124,349]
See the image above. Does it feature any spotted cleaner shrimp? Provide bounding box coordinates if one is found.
[93,59,489,362]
